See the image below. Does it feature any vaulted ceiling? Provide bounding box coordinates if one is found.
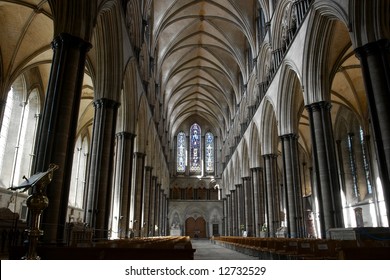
[152,0,257,138]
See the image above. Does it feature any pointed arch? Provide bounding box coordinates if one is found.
[249,122,262,168]
[241,139,250,178]
[260,98,278,154]
[303,0,349,103]
[277,60,304,135]
[135,95,150,153]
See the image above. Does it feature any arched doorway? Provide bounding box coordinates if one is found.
[185,217,206,238]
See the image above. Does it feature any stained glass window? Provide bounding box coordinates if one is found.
[359,127,372,194]
[205,132,214,173]
[190,123,201,173]
[176,131,186,172]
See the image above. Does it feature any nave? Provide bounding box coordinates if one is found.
[0,0,389,259]
[192,239,257,260]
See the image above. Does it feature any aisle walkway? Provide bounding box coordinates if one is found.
[191,239,257,260]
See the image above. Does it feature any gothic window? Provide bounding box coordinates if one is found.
[176,131,186,173]
[347,133,359,198]
[190,123,201,173]
[359,127,372,195]
[69,135,89,208]
[205,132,214,173]
[0,78,40,189]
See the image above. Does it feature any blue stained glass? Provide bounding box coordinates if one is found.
[176,132,186,172]
[190,123,201,173]
[205,132,214,172]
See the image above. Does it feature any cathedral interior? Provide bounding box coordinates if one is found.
[0,0,389,259]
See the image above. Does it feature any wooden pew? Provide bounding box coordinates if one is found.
[338,246,390,260]
[9,236,196,260]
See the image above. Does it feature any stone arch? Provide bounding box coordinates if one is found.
[241,139,250,178]
[349,0,389,48]
[249,122,262,168]
[124,0,143,52]
[239,94,248,128]
[271,0,295,51]
[121,58,139,133]
[227,163,234,192]
[260,98,278,154]
[257,42,272,85]
[277,60,304,135]
[135,95,149,153]
[93,1,123,101]
[232,152,241,186]
[144,118,156,167]
[258,0,271,22]
[303,0,350,104]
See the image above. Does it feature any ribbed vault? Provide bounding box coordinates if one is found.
[153,0,256,139]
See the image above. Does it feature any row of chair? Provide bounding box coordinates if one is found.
[9,236,195,260]
[94,236,193,249]
[212,236,390,260]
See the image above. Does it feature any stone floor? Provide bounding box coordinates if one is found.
[191,238,257,260]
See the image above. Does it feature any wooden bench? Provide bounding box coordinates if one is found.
[9,236,196,260]
[338,246,390,260]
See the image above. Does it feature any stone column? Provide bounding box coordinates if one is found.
[226,194,232,235]
[132,152,146,237]
[263,154,279,237]
[251,168,260,236]
[231,189,237,235]
[252,167,266,236]
[86,98,119,240]
[34,33,91,243]
[235,184,244,234]
[280,133,301,238]
[306,101,343,238]
[223,197,227,235]
[142,166,153,237]
[154,183,161,235]
[355,39,390,226]
[158,189,163,235]
[335,140,346,199]
[164,194,169,235]
[115,132,135,238]
[149,176,157,235]
[159,189,164,235]
[242,177,253,236]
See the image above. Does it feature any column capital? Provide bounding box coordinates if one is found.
[250,166,263,172]
[242,176,251,181]
[355,39,390,59]
[262,153,278,159]
[134,152,146,159]
[280,133,299,140]
[52,32,92,52]
[145,166,153,172]
[305,100,332,113]
[116,131,136,139]
[93,98,120,109]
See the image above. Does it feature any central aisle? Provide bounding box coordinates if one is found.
[191,239,258,260]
